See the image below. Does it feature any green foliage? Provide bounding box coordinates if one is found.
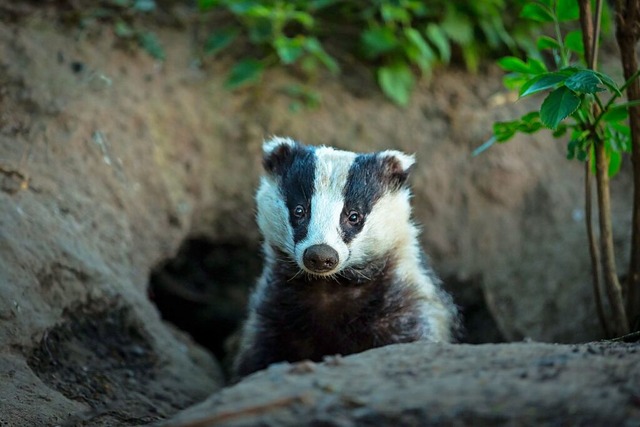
[199,0,538,106]
[482,0,640,177]
[93,0,166,60]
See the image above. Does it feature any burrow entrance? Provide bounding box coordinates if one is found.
[147,237,504,374]
[148,237,262,369]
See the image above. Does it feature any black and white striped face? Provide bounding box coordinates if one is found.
[256,137,416,277]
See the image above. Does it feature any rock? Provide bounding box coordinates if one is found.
[166,341,640,427]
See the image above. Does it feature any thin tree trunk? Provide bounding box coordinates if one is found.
[615,0,640,329]
[594,143,630,335]
[580,0,630,336]
[585,162,610,336]
[578,0,610,337]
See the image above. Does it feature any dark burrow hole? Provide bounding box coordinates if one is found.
[148,237,261,370]
[444,275,506,344]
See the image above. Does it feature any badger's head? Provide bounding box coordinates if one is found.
[256,137,416,278]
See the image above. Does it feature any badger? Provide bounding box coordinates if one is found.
[233,137,459,378]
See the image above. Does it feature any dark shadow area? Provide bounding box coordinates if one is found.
[444,275,506,344]
[148,237,261,367]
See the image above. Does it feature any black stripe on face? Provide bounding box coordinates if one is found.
[279,146,316,243]
[341,152,411,243]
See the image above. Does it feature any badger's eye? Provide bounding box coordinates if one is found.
[347,210,362,225]
[293,205,306,218]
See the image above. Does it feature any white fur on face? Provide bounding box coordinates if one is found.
[294,147,356,274]
[257,141,419,277]
[256,176,295,256]
[346,188,415,268]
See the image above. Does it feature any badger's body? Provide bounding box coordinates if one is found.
[233,137,459,378]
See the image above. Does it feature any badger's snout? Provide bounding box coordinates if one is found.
[303,244,339,273]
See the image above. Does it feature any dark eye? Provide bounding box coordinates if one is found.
[347,210,362,225]
[293,205,306,218]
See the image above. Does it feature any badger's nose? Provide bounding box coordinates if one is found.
[303,244,339,273]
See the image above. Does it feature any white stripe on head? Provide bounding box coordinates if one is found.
[294,146,356,274]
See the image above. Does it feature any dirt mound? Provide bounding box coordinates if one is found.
[28,300,165,425]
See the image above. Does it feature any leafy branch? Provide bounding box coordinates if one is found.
[481,0,640,337]
[198,0,539,106]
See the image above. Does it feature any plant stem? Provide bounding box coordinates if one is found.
[615,0,640,327]
[594,142,630,335]
[585,161,611,336]
[591,0,603,68]
[578,0,594,67]
[579,0,630,336]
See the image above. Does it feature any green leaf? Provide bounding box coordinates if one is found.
[462,43,480,73]
[553,123,568,137]
[274,36,305,64]
[516,111,544,134]
[493,121,517,142]
[502,75,525,91]
[247,19,272,44]
[114,20,134,38]
[520,3,554,22]
[204,28,238,56]
[225,59,264,89]
[133,0,156,12]
[608,149,622,176]
[381,4,411,24]
[564,30,584,56]
[138,32,165,60]
[361,27,398,58]
[594,71,621,96]
[305,37,339,74]
[556,0,579,21]
[536,35,561,50]
[197,0,217,10]
[378,63,415,106]
[425,24,450,63]
[404,28,434,63]
[610,121,632,137]
[601,105,629,122]
[441,5,473,44]
[290,11,314,28]
[519,71,571,97]
[497,56,530,73]
[566,138,577,159]
[564,70,605,94]
[528,58,548,74]
[540,86,581,129]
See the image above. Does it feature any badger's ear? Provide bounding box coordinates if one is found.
[378,150,416,190]
[262,137,299,176]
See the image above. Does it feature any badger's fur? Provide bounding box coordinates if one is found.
[233,137,459,378]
